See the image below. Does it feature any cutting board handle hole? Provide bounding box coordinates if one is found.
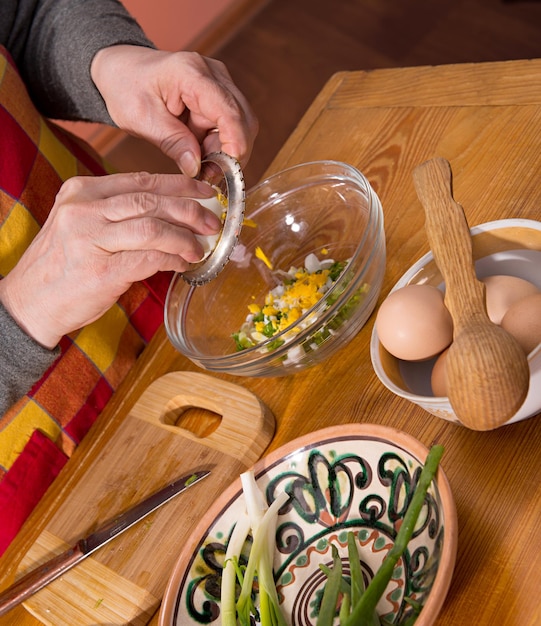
[162,405,222,439]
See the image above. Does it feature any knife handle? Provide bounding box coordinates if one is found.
[0,544,83,616]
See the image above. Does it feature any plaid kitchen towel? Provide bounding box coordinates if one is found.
[0,46,169,554]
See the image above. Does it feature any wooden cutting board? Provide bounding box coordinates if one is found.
[15,371,275,626]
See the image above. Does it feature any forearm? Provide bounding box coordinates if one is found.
[10,0,155,123]
[0,302,60,416]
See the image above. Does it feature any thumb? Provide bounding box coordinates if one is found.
[144,110,203,177]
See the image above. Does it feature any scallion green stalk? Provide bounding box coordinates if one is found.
[342,444,444,626]
[317,544,343,626]
[221,512,251,626]
[236,470,289,625]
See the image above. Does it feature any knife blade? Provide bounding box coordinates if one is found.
[0,469,210,616]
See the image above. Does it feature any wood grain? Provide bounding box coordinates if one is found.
[103,0,541,187]
[1,58,541,625]
[3,372,274,625]
[21,531,158,626]
[412,157,530,430]
[215,0,541,188]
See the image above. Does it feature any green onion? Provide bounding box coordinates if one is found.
[221,512,251,626]
[317,544,343,625]
[347,531,364,608]
[221,445,442,625]
[233,470,289,626]
[316,445,443,626]
[342,444,444,626]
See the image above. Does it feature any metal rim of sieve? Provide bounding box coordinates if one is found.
[181,151,246,286]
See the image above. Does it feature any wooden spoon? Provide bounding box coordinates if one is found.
[412,157,530,431]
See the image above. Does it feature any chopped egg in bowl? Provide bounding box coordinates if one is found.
[165,160,385,377]
[233,254,351,353]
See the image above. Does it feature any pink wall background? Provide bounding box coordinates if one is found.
[122,0,238,50]
[60,0,240,142]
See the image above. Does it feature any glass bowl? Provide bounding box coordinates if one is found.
[165,160,386,377]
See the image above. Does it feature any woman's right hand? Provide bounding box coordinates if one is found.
[0,172,221,349]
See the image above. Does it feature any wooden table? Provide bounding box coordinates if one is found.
[1,58,541,625]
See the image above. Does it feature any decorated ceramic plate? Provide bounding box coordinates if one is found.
[159,424,457,626]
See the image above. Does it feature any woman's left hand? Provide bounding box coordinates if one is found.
[91,45,259,177]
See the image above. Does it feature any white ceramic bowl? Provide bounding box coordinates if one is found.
[370,219,541,427]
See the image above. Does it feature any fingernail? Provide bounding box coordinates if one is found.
[185,249,204,263]
[194,180,215,196]
[204,210,221,231]
[179,152,200,178]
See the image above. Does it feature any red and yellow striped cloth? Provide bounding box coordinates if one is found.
[0,46,169,553]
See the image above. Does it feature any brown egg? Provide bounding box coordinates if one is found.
[431,348,449,397]
[375,284,453,361]
[483,275,540,325]
[501,292,541,355]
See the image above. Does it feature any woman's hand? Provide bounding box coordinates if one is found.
[0,172,220,349]
[90,46,259,176]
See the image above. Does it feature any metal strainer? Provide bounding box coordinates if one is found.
[181,151,246,286]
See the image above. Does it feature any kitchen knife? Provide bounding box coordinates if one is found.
[0,469,210,616]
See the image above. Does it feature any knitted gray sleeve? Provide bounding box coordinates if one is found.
[9,0,155,123]
[0,302,60,416]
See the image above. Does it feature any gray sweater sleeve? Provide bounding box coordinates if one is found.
[0,303,60,416]
[3,0,155,123]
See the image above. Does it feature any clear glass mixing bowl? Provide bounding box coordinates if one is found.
[165,160,386,377]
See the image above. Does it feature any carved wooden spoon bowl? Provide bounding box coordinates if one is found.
[413,157,530,431]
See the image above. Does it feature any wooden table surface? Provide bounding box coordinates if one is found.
[1,58,541,625]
